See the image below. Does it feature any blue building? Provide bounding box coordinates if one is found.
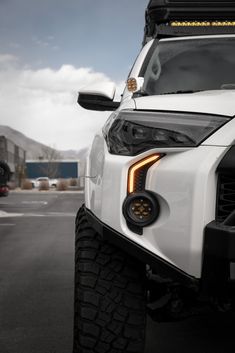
[26,160,79,179]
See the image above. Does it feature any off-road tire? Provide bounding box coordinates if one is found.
[73,205,147,353]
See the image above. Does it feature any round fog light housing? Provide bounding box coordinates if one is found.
[123,192,159,228]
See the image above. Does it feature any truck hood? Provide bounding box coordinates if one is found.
[134,90,235,117]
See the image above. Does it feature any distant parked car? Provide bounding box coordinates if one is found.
[31,177,58,188]
[0,185,9,197]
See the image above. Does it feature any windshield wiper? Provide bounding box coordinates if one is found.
[161,89,204,95]
[134,89,204,97]
[133,90,150,97]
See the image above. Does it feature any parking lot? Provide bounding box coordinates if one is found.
[0,192,235,353]
[0,191,83,353]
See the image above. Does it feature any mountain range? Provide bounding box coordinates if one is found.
[0,125,88,161]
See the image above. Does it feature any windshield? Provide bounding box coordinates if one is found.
[140,37,235,95]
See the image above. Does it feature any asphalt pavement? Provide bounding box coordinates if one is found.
[0,191,235,353]
[0,191,82,353]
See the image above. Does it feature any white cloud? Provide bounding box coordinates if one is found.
[0,54,125,151]
[0,54,18,64]
[9,43,21,49]
[32,36,59,50]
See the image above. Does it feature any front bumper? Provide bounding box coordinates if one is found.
[85,205,198,288]
[204,220,235,261]
[86,140,229,278]
[85,205,235,295]
[201,218,235,296]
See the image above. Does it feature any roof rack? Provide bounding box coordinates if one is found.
[143,0,235,45]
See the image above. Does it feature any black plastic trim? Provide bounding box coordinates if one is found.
[85,206,198,287]
[201,218,235,295]
[217,146,235,175]
[78,94,120,112]
[204,220,235,261]
[147,0,235,23]
[139,40,158,77]
[216,146,235,222]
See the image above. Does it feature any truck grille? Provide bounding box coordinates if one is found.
[216,174,235,223]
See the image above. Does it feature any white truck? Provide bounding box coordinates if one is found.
[73,1,235,352]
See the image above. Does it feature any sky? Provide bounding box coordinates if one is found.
[0,0,148,151]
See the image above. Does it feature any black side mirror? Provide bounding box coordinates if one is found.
[78,94,120,111]
[78,82,120,111]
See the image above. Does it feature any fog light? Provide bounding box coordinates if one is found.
[123,191,159,228]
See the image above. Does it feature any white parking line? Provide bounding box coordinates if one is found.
[0,211,23,218]
[47,212,76,217]
[24,212,76,217]
[0,223,15,226]
[21,201,48,205]
[0,210,76,218]
[24,213,45,217]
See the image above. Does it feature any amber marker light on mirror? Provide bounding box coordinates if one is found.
[127,77,138,92]
[128,154,162,194]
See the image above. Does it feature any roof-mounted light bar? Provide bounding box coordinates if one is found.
[143,0,235,45]
[147,0,235,24]
[171,21,235,27]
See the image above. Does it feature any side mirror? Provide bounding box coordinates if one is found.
[78,82,120,111]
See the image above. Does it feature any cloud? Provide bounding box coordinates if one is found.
[32,36,59,50]
[0,54,125,151]
[0,53,18,64]
[9,42,21,49]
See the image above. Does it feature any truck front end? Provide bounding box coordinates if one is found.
[74,2,235,352]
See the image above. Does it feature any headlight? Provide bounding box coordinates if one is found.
[104,110,230,156]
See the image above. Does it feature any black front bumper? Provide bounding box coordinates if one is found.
[85,207,198,289]
[85,206,235,296]
[204,220,235,261]
[201,219,235,296]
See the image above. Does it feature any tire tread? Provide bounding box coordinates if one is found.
[73,205,146,353]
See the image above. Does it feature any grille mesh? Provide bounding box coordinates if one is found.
[216,174,235,222]
[133,167,149,192]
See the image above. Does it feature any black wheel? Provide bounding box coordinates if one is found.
[73,205,147,353]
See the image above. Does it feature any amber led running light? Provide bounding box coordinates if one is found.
[124,154,162,233]
[170,21,235,27]
[128,154,162,194]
